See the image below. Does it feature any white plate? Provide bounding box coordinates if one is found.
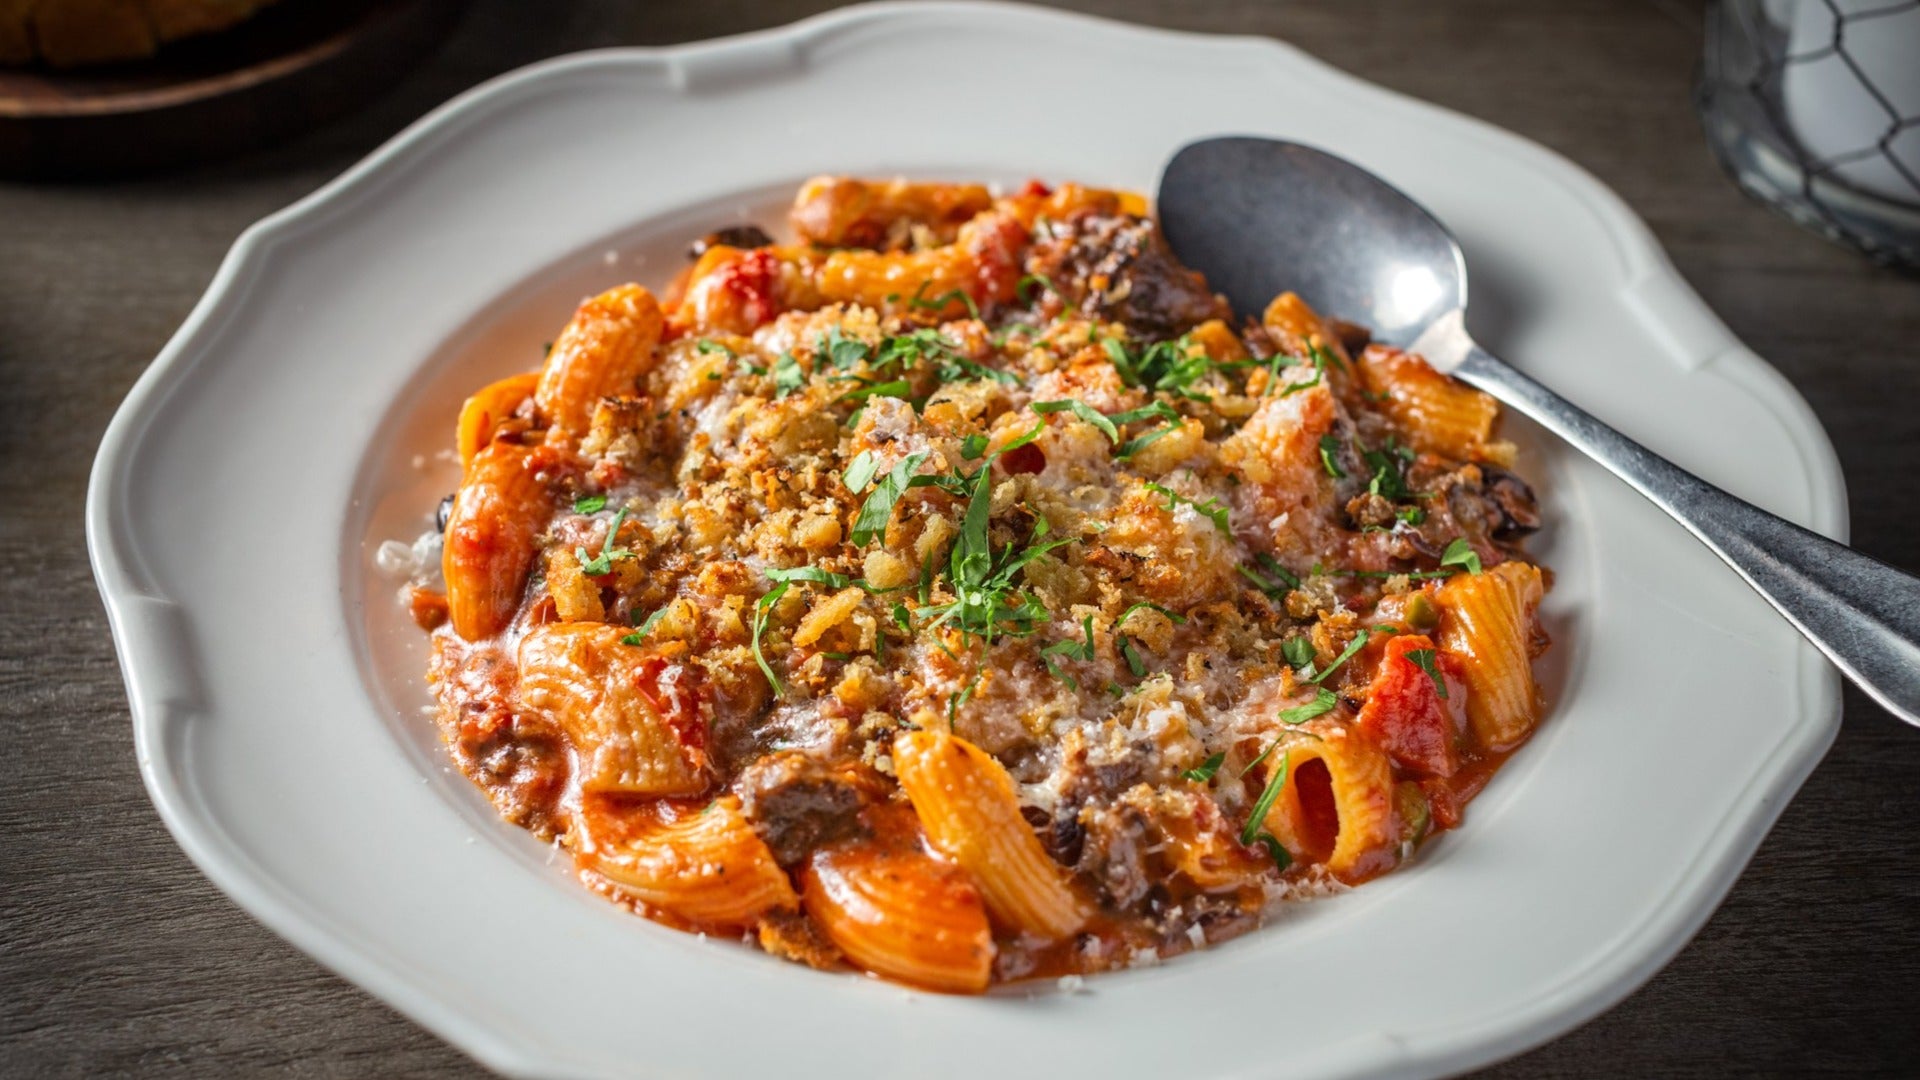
[88,4,1846,1078]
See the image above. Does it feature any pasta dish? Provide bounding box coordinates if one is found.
[405,177,1551,992]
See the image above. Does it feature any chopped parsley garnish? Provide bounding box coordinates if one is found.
[1270,342,1337,397]
[842,450,880,493]
[1104,334,1213,400]
[1143,481,1230,535]
[1317,434,1346,479]
[1240,749,1294,870]
[1118,600,1186,626]
[1119,636,1147,677]
[575,507,631,576]
[620,606,668,646]
[849,451,931,545]
[817,326,872,370]
[1116,422,1180,461]
[959,432,989,460]
[1282,636,1315,668]
[1440,537,1483,575]
[836,379,912,404]
[765,565,855,589]
[1182,752,1225,783]
[1040,615,1097,689]
[750,582,789,695]
[694,338,734,357]
[1278,687,1339,724]
[1016,272,1068,308]
[1238,553,1300,597]
[907,283,982,321]
[1107,401,1181,427]
[1032,399,1119,443]
[771,352,806,398]
[573,494,607,514]
[1308,626,1396,685]
[915,427,1064,647]
[874,328,1020,387]
[1361,438,1413,500]
[1397,505,1427,526]
[1405,647,1448,698]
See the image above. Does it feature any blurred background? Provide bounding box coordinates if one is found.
[2,2,1916,1077]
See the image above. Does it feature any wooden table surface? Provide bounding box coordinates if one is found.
[4,1,1917,1075]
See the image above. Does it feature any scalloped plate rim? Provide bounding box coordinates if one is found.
[87,4,1847,1078]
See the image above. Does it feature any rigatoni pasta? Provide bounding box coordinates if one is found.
[408,175,1554,994]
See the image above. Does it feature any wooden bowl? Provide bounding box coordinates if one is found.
[0,0,469,179]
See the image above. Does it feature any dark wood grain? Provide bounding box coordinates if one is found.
[2,1,1916,1076]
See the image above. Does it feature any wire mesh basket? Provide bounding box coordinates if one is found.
[1697,0,1920,269]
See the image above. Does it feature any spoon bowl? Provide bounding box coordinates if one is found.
[1160,137,1464,348]
[1157,135,1920,728]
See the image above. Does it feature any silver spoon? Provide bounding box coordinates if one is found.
[1157,135,1920,727]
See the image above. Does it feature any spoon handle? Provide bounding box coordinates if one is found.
[1453,341,1920,727]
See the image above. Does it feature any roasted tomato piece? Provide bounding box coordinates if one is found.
[1354,633,1468,778]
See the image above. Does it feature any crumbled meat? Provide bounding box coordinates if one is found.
[1345,491,1396,530]
[688,225,775,259]
[757,908,843,969]
[735,751,876,866]
[1026,213,1230,337]
[1077,801,1154,911]
[1478,464,1542,539]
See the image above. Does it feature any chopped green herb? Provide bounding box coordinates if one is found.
[765,566,854,589]
[837,379,912,404]
[843,450,879,493]
[573,494,607,515]
[874,328,1019,387]
[1040,615,1097,689]
[907,283,982,321]
[1282,636,1315,668]
[1104,334,1214,400]
[1116,422,1180,461]
[771,352,806,398]
[1033,399,1119,443]
[1016,272,1069,309]
[1397,505,1427,526]
[619,606,668,646]
[1240,749,1294,870]
[1360,438,1412,501]
[959,432,989,460]
[1238,553,1301,598]
[1317,434,1346,479]
[1182,752,1225,783]
[1279,687,1339,724]
[1143,481,1230,535]
[947,668,984,731]
[574,507,631,576]
[1118,600,1187,626]
[1440,537,1483,575]
[1119,636,1147,677]
[817,326,872,370]
[751,581,790,696]
[1404,647,1448,698]
[1310,341,1346,373]
[1107,402,1181,427]
[695,338,734,357]
[1308,626,1396,685]
[850,451,931,545]
[1273,347,1327,396]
